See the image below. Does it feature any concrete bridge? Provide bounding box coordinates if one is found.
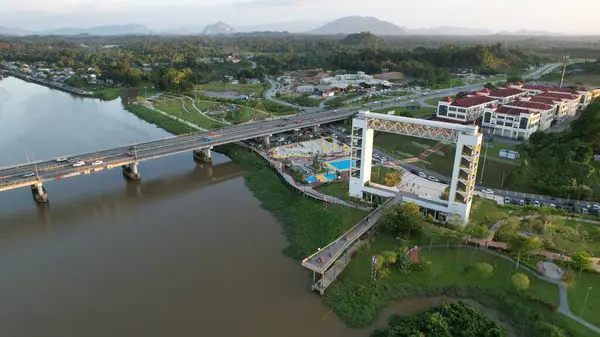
[0,110,355,202]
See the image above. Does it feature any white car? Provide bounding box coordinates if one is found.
[418,172,427,178]
[72,161,86,167]
[428,176,440,182]
[56,157,68,162]
[22,172,35,178]
[482,189,494,194]
[92,160,104,166]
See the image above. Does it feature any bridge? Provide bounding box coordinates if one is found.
[0,109,356,202]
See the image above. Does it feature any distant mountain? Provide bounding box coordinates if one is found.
[497,29,566,36]
[203,22,235,35]
[340,32,384,46]
[406,26,493,36]
[237,20,327,33]
[42,24,152,36]
[0,26,31,36]
[307,16,405,35]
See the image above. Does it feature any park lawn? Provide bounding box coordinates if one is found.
[93,87,121,100]
[253,99,297,116]
[470,197,505,225]
[154,100,225,129]
[277,94,322,107]
[314,181,350,200]
[125,104,190,134]
[557,219,600,257]
[567,271,600,327]
[481,142,520,161]
[198,82,266,96]
[370,107,435,118]
[374,133,439,159]
[194,101,219,111]
[225,106,270,124]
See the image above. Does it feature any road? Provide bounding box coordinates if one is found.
[0,109,356,192]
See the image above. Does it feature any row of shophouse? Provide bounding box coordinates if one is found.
[435,82,600,140]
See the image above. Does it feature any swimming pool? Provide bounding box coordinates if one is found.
[327,159,356,171]
[306,176,317,184]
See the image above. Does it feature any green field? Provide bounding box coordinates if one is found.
[125,104,190,134]
[198,82,267,96]
[371,107,435,118]
[568,271,600,327]
[153,98,225,129]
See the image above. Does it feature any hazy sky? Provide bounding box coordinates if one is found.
[1,0,599,33]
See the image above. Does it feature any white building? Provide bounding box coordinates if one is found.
[485,87,528,105]
[503,100,555,130]
[528,96,569,120]
[535,91,580,116]
[482,106,541,140]
[296,85,315,93]
[436,96,497,123]
[319,71,382,87]
[514,83,590,110]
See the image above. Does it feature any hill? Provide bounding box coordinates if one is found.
[407,26,493,35]
[307,16,405,35]
[203,22,235,35]
[41,24,152,36]
[340,32,384,46]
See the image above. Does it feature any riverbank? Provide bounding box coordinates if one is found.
[1,70,93,97]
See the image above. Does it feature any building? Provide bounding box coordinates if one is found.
[503,100,555,130]
[512,83,591,109]
[319,71,384,88]
[436,96,497,123]
[535,91,580,116]
[482,106,541,140]
[528,96,567,119]
[296,85,315,93]
[485,87,527,105]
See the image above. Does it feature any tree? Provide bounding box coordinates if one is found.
[571,250,593,271]
[475,262,494,278]
[508,234,541,256]
[381,250,398,267]
[383,169,402,187]
[440,186,450,201]
[512,273,530,291]
[380,202,423,238]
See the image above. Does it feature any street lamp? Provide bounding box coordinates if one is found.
[579,286,592,318]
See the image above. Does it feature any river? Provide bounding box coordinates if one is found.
[0,77,363,337]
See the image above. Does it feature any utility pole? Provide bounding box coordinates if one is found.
[31,153,40,181]
[559,55,569,88]
[25,149,30,164]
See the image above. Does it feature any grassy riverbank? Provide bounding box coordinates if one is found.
[125,104,190,134]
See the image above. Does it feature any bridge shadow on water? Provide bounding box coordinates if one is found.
[0,160,246,238]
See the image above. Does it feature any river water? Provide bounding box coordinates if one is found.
[0,77,362,337]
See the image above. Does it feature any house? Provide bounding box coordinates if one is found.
[321,87,340,98]
[247,78,260,84]
[482,106,541,140]
[436,96,497,123]
[231,58,241,64]
[503,100,555,130]
[513,83,590,109]
[230,79,239,85]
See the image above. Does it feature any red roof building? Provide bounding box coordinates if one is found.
[436,95,497,123]
[482,105,541,140]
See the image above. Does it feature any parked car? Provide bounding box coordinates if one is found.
[482,189,494,194]
[428,176,440,182]
[410,169,418,175]
[504,197,511,204]
[534,200,541,207]
[519,200,525,206]
[418,172,427,178]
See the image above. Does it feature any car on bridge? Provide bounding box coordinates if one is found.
[127,151,136,157]
[92,160,103,166]
[204,137,213,142]
[72,161,85,167]
[22,172,35,178]
[55,157,68,163]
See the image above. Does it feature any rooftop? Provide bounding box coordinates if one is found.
[487,88,525,98]
[495,106,537,116]
[447,95,496,108]
[537,91,578,100]
[504,100,553,111]
[529,96,560,105]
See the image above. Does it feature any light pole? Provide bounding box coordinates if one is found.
[479,141,489,184]
[580,286,592,318]
[31,153,40,180]
[24,149,30,163]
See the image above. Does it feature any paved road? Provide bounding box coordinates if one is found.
[0,109,357,191]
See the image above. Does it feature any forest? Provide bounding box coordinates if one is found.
[510,100,600,200]
[0,34,550,91]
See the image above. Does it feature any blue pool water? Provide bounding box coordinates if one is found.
[323,173,337,181]
[328,159,356,171]
[306,176,317,183]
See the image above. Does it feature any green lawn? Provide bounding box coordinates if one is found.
[277,94,322,107]
[125,104,190,135]
[194,101,219,111]
[374,133,439,159]
[371,166,402,185]
[198,82,267,96]
[371,107,435,118]
[314,181,350,200]
[93,87,121,100]
[154,100,225,129]
[568,271,600,327]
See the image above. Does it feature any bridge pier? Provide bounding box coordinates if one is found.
[193,148,212,163]
[122,162,141,181]
[31,182,49,203]
[263,135,270,148]
[312,124,320,133]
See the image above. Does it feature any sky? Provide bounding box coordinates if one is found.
[1,0,599,34]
